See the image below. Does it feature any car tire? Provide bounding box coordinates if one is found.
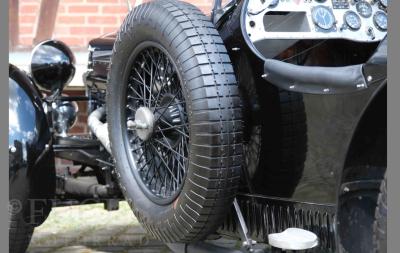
[107,0,242,243]
[253,87,307,197]
[337,167,386,253]
[9,201,34,253]
[237,53,307,197]
[373,174,387,253]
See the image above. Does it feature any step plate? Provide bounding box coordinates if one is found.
[268,228,319,250]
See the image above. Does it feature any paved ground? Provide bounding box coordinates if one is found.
[27,202,245,253]
[27,202,172,253]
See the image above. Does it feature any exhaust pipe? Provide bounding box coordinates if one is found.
[88,107,111,154]
[59,176,109,198]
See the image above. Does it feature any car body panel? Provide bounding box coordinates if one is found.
[85,18,386,203]
[82,3,386,250]
[9,64,55,226]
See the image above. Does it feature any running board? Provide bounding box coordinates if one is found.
[268,228,319,251]
[219,193,336,251]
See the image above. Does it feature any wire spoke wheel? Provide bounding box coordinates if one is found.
[107,0,242,243]
[124,45,189,204]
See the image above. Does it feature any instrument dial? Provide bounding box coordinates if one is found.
[379,0,388,8]
[312,6,335,30]
[356,1,373,18]
[373,11,387,31]
[269,0,279,7]
[344,11,362,30]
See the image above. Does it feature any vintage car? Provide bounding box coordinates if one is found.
[9,0,387,252]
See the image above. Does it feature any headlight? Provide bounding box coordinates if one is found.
[53,100,79,137]
[30,40,75,94]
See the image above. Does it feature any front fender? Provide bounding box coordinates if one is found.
[9,64,55,227]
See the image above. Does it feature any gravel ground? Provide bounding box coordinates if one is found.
[27,201,172,253]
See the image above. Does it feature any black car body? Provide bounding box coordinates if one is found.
[9,0,387,252]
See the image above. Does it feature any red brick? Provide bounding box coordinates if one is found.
[87,0,119,3]
[56,159,74,165]
[70,27,101,35]
[118,15,126,24]
[63,0,85,3]
[69,125,86,134]
[57,16,85,24]
[87,16,118,25]
[20,15,36,23]
[102,27,118,34]
[53,26,71,35]
[20,4,39,13]
[68,5,99,13]
[13,0,216,50]
[67,90,86,96]
[55,37,85,46]
[101,5,128,14]
[19,26,34,34]
[77,100,88,111]
[78,114,88,124]
[19,37,33,45]
[57,5,67,13]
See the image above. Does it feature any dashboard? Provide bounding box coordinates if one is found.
[244,0,388,44]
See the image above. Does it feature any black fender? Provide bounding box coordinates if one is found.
[9,64,55,227]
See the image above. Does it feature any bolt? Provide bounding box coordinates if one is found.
[366,27,375,40]
[127,120,148,130]
[127,120,136,129]
[10,146,16,153]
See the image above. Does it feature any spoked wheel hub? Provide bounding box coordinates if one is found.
[128,107,155,141]
[124,43,189,205]
[127,96,186,144]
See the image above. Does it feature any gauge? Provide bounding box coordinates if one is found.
[379,0,388,8]
[373,11,387,31]
[268,0,279,7]
[344,11,361,30]
[312,6,335,30]
[356,1,373,18]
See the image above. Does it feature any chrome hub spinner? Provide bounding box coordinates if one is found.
[127,107,155,141]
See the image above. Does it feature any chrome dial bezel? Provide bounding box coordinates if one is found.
[344,11,362,31]
[356,1,373,18]
[379,0,388,8]
[311,6,336,30]
[373,11,388,31]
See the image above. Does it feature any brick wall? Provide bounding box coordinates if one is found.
[15,0,220,49]
[66,90,89,136]
[14,0,229,170]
